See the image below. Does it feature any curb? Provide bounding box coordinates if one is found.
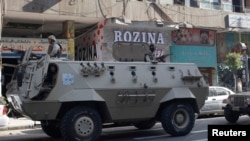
[0,125,35,131]
[0,119,41,131]
[0,124,41,131]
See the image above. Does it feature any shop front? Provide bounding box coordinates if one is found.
[170,28,217,86]
[217,14,250,88]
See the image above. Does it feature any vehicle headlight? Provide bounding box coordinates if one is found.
[245,97,250,105]
[227,96,234,104]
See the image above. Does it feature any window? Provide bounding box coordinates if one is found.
[209,89,215,96]
[215,88,228,96]
[174,0,185,5]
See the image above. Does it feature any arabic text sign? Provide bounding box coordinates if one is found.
[0,37,68,56]
[227,14,250,28]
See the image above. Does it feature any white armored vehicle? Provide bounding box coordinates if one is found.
[5,48,208,141]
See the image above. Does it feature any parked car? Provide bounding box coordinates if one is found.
[0,104,9,127]
[199,86,235,117]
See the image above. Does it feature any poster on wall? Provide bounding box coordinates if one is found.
[172,28,215,46]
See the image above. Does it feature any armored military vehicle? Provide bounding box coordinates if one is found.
[223,91,250,123]
[5,48,208,141]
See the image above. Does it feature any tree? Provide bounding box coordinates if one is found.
[224,52,243,92]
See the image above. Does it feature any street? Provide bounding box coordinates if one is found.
[0,115,249,141]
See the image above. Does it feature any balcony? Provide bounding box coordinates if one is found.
[199,1,232,12]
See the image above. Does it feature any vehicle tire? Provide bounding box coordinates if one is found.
[160,102,195,136]
[224,106,240,123]
[133,119,157,130]
[41,120,62,138]
[60,107,102,141]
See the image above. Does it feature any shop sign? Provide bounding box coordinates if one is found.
[227,14,250,28]
[0,37,68,58]
[114,30,164,44]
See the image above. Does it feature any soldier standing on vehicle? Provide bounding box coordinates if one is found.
[144,44,156,62]
[47,35,61,58]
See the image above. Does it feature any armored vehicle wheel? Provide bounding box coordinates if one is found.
[60,107,102,141]
[133,119,157,130]
[160,102,195,136]
[41,120,62,138]
[224,106,240,123]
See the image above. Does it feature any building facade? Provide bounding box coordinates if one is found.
[1,0,250,90]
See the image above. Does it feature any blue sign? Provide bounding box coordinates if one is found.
[170,45,217,68]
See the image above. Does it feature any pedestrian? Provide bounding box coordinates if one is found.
[47,35,61,58]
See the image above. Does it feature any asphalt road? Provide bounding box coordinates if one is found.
[0,115,249,141]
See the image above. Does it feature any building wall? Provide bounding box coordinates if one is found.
[3,0,239,29]
[5,0,115,18]
[158,4,231,29]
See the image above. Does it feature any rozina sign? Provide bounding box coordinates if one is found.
[114,30,164,44]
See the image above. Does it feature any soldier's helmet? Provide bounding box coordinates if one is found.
[48,35,57,41]
[149,44,155,52]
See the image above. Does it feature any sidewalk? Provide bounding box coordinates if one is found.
[0,117,40,131]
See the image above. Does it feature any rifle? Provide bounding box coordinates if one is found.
[155,53,172,62]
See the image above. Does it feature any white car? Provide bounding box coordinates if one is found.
[0,105,9,127]
[199,86,235,116]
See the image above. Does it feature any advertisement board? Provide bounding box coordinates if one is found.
[172,28,215,46]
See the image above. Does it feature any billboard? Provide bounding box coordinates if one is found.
[172,28,215,46]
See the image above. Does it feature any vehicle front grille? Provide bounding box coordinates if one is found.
[233,96,245,107]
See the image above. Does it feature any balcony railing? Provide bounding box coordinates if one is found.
[197,1,250,13]
[171,1,247,14]
[199,1,233,12]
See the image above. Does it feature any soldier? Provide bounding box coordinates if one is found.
[144,44,156,62]
[47,35,61,58]
[144,44,168,62]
